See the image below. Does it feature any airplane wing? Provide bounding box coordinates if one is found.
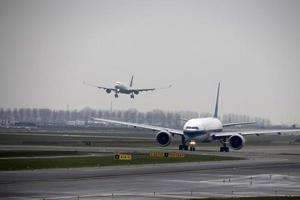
[223,121,256,127]
[211,129,300,138]
[130,85,172,93]
[83,82,116,91]
[91,117,183,135]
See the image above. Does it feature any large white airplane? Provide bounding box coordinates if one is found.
[85,75,171,99]
[92,83,300,152]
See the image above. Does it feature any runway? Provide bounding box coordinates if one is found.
[0,145,300,199]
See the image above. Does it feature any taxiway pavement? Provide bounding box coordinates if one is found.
[0,145,300,199]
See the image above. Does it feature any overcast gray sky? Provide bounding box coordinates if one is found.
[0,0,299,124]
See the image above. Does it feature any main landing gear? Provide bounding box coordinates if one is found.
[114,93,119,98]
[179,136,188,150]
[178,136,196,151]
[219,138,229,152]
[130,94,134,99]
[179,144,188,151]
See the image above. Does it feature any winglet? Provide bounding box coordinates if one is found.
[130,75,134,87]
[213,82,220,118]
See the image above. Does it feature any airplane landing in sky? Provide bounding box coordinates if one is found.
[92,83,300,152]
[85,75,171,99]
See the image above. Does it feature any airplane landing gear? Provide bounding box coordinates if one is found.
[190,146,196,151]
[220,146,229,152]
[189,140,196,151]
[130,94,134,99]
[219,138,229,152]
[179,136,196,151]
[179,136,188,150]
[114,93,119,98]
[179,144,188,150]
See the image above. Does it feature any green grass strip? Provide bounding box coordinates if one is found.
[0,150,83,157]
[192,196,300,200]
[0,154,241,171]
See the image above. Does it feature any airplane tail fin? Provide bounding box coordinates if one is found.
[130,75,134,87]
[213,82,220,118]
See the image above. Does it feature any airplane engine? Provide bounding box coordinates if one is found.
[156,131,172,146]
[134,91,139,95]
[106,89,111,93]
[228,134,245,150]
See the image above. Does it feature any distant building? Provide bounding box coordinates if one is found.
[66,120,85,126]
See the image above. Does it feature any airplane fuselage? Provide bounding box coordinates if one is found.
[183,117,223,140]
[115,82,132,94]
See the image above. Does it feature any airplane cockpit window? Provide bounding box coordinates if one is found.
[186,126,199,130]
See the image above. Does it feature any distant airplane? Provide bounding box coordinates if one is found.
[84,75,171,98]
[92,83,300,152]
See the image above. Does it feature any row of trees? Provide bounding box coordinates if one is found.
[0,107,271,128]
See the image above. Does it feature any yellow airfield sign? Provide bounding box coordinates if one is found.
[114,153,132,160]
[149,152,185,158]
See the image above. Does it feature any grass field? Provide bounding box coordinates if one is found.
[0,132,161,147]
[0,150,84,157]
[194,196,300,200]
[0,153,242,170]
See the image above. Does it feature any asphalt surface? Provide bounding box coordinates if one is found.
[0,145,300,200]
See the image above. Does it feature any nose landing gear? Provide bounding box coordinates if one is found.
[179,136,196,151]
[189,140,196,151]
